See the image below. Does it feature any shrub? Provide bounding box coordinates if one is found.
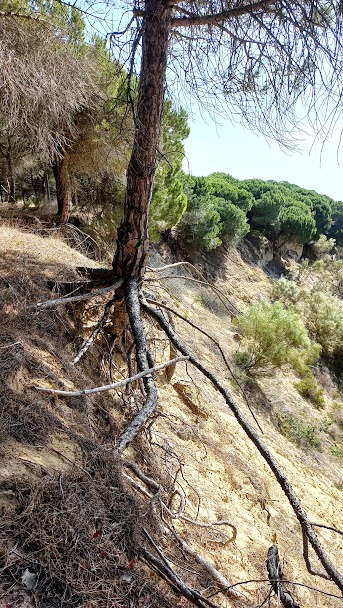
[272,271,343,373]
[302,291,343,358]
[272,278,300,305]
[312,234,336,258]
[277,413,322,449]
[235,301,321,375]
[179,194,222,250]
[294,374,325,409]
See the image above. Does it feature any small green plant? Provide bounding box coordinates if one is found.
[294,374,325,409]
[235,301,321,375]
[277,413,322,449]
[329,447,343,458]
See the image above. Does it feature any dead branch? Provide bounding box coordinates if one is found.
[34,356,188,396]
[266,545,300,608]
[73,295,115,364]
[35,279,123,309]
[146,261,239,315]
[142,298,343,592]
[146,261,192,272]
[145,274,238,316]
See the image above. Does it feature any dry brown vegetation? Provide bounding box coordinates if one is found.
[0,222,342,608]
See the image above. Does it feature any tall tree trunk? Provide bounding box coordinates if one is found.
[52,151,72,223]
[113,0,172,279]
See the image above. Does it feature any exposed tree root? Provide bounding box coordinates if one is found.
[266,545,300,607]
[114,278,158,453]
[73,295,115,364]
[301,527,330,581]
[34,355,188,396]
[35,279,123,309]
[140,543,222,608]
[141,296,343,592]
[122,461,248,603]
[144,295,263,432]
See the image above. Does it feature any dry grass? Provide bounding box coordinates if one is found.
[0,450,171,608]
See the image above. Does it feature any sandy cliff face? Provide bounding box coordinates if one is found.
[0,225,342,608]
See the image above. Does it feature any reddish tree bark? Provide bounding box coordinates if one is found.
[112,0,172,279]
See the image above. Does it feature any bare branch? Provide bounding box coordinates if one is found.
[172,0,276,27]
[35,280,124,309]
[34,355,189,396]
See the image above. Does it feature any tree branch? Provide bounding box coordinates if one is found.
[172,0,276,27]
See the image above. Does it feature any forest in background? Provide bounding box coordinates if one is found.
[1,0,343,255]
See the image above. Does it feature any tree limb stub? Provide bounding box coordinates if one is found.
[142,298,343,592]
[34,356,188,396]
[267,545,300,608]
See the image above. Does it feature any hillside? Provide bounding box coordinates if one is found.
[0,221,342,608]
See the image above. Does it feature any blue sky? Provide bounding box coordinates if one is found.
[182,112,343,201]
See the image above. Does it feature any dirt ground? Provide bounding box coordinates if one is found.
[0,223,342,607]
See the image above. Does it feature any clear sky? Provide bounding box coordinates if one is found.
[182,112,343,202]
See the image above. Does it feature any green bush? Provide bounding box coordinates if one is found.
[277,413,322,449]
[235,301,321,375]
[272,272,343,374]
[179,194,223,250]
[294,374,325,409]
[302,291,343,358]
